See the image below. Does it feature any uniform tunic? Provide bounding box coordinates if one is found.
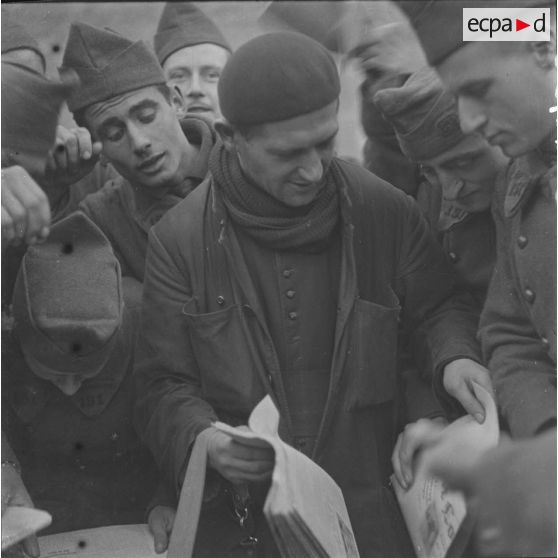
[480,147,556,438]
[2,309,159,534]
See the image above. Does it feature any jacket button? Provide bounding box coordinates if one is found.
[288,311,298,320]
[517,235,528,249]
[286,290,295,299]
[283,269,292,278]
[541,336,550,349]
[448,251,459,263]
[524,288,536,303]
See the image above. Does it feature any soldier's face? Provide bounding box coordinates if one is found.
[163,43,229,122]
[227,102,339,208]
[419,134,508,213]
[85,86,188,190]
[438,41,556,157]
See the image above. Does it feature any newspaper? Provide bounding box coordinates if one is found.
[1,506,52,551]
[393,383,499,558]
[37,524,158,558]
[214,395,360,558]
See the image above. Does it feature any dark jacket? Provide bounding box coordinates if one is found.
[480,150,556,438]
[134,160,481,556]
[2,305,159,534]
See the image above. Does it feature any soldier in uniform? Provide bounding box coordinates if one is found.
[2,213,159,539]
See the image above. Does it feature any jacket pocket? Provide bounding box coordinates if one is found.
[182,299,267,413]
[344,296,400,410]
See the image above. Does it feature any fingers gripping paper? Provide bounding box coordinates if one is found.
[214,395,360,558]
[393,383,499,558]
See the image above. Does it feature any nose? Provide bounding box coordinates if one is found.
[187,71,204,98]
[55,376,83,396]
[458,96,488,135]
[298,150,323,183]
[129,123,151,156]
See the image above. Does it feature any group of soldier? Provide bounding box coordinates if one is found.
[1,1,555,557]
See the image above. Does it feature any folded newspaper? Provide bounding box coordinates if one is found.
[393,383,499,558]
[214,395,360,558]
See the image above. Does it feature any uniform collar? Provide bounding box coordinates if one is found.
[504,146,555,218]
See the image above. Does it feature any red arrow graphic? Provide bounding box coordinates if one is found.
[516,18,530,31]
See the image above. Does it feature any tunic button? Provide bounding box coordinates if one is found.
[283,269,292,278]
[517,235,528,249]
[288,311,298,320]
[286,290,295,299]
[541,337,550,349]
[448,251,459,263]
[524,288,536,303]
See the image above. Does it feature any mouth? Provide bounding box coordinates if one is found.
[187,105,212,114]
[138,152,165,174]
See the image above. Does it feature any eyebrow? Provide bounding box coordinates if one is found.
[129,99,159,116]
[268,130,339,156]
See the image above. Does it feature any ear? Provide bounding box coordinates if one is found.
[529,32,556,70]
[170,85,186,118]
[214,120,237,151]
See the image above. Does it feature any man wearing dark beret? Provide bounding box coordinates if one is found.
[60,22,217,282]
[135,31,489,556]
[154,2,231,122]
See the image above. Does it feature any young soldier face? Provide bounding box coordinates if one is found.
[230,101,339,208]
[419,134,508,213]
[437,41,556,158]
[85,86,188,190]
[163,43,229,122]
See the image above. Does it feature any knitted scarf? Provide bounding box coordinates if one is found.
[210,140,341,253]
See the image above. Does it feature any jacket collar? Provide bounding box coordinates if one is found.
[504,147,555,218]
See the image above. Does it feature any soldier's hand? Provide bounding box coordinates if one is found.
[2,462,40,558]
[354,22,427,79]
[443,358,493,423]
[207,428,275,484]
[2,165,51,248]
[391,416,447,490]
[148,505,176,554]
[43,125,102,189]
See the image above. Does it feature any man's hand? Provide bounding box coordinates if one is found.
[354,22,427,79]
[147,505,176,554]
[207,428,275,484]
[391,417,447,490]
[42,125,102,189]
[2,165,51,248]
[443,359,493,423]
[2,463,40,558]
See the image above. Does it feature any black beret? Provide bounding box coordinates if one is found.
[218,32,340,126]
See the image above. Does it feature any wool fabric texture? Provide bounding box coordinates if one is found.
[12,212,123,377]
[209,141,340,253]
[2,62,74,168]
[61,22,166,112]
[1,16,45,71]
[374,66,464,161]
[218,32,340,126]
[399,0,555,66]
[154,2,231,65]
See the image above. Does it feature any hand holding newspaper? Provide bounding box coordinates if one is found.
[214,395,360,558]
[393,383,499,558]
